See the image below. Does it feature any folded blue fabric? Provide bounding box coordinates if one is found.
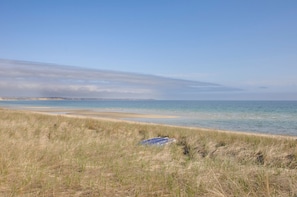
[140,137,176,146]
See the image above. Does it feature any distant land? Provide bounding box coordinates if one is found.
[0,97,155,101]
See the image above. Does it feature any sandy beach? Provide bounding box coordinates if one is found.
[18,106,177,119]
[15,106,295,140]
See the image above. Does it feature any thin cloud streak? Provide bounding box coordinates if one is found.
[0,59,241,99]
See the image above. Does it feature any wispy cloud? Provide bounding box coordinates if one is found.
[0,59,241,99]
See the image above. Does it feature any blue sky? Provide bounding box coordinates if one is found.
[0,1,297,100]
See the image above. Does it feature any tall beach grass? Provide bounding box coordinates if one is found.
[0,108,296,196]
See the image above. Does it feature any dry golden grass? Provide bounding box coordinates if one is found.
[0,108,297,196]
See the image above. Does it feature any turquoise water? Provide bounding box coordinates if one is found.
[1,100,297,136]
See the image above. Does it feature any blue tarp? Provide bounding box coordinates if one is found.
[140,137,176,146]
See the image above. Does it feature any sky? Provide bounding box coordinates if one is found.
[0,1,297,100]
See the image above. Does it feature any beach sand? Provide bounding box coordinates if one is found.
[19,106,176,119]
[14,106,296,140]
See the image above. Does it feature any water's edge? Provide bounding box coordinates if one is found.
[1,100,297,136]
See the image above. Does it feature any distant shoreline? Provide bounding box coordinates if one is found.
[0,97,156,101]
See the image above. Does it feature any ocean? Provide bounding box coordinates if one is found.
[1,100,297,136]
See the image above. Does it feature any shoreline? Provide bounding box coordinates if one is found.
[13,106,177,119]
[1,100,297,137]
[3,106,296,140]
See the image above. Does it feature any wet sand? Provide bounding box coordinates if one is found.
[2,106,296,140]
[19,107,177,119]
[10,107,294,140]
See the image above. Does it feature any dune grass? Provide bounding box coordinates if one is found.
[0,108,297,196]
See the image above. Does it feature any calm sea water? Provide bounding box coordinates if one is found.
[1,100,297,136]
